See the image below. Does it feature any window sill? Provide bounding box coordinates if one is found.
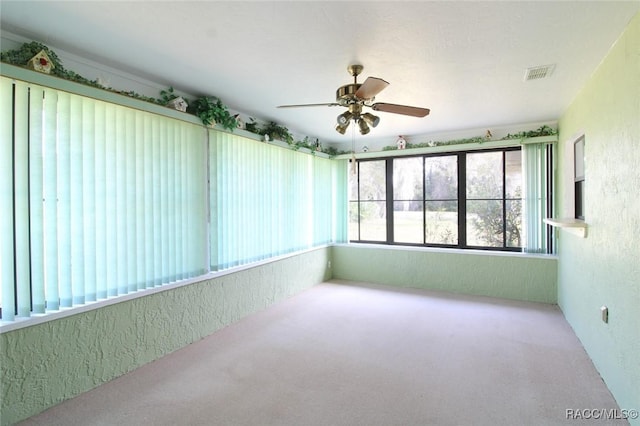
[544,218,588,238]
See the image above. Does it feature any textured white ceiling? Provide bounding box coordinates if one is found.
[1,1,638,148]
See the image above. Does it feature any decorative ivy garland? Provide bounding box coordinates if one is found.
[2,42,556,157]
[381,125,557,151]
[1,41,239,130]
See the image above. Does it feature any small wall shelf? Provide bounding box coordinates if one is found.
[544,218,588,238]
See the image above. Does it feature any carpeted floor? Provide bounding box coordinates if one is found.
[19,280,625,426]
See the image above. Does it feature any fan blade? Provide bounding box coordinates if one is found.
[277,103,340,108]
[371,102,430,117]
[355,77,389,100]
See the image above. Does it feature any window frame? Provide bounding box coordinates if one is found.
[574,136,585,220]
[349,146,525,252]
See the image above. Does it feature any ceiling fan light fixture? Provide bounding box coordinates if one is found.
[337,111,354,125]
[278,65,430,136]
[361,112,380,128]
[358,119,370,135]
[335,121,350,135]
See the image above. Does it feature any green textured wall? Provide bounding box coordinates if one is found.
[332,245,557,303]
[556,13,640,424]
[0,247,331,425]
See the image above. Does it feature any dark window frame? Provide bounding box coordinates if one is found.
[574,136,585,220]
[349,147,525,252]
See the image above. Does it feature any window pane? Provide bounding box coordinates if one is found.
[394,201,422,244]
[467,200,503,247]
[467,152,503,199]
[425,201,458,245]
[359,201,386,241]
[348,201,359,241]
[425,156,457,200]
[349,160,386,241]
[393,157,423,200]
[348,164,358,201]
[505,150,522,199]
[506,199,523,248]
[359,160,386,201]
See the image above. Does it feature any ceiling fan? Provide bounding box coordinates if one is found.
[278,64,430,135]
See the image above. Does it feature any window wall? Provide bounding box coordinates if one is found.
[348,147,548,252]
[0,76,346,323]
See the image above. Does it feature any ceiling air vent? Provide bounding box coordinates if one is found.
[524,64,555,81]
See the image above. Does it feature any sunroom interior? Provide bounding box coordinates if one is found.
[1,2,639,425]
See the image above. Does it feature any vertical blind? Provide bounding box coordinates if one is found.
[0,77,208,321]
[0,76,347,323]
[209,131,347,270]
[523,142,551,253]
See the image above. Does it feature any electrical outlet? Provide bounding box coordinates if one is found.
[600,306,608,323]
[327,261,331,269]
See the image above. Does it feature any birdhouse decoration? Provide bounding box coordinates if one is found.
[166,97,188,112]
[234,114,245,129]
[27,50,54,74]
[485,130,493,140]
[396,135,407,150]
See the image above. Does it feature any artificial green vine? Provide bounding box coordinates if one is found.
[382,125,557,151]
[2,41,554,156]
[158,87,179,105]
[1,41,237,129]
[187,96,237,130]
[501,125,557,140]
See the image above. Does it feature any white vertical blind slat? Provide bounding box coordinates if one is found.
[125,110,137,293]
[43,88,60,311]
[82,98,97,302]
[143,115,154,288]
[151,116,161,286]
[13,82,32,317]
[115,107,127,295]
[28,85,46,313]
[0,77,16,321]
[135,112,146,290]
[69,95,85,305]
[104,104,117,297]
[94,101,108,299]
[56,92,72,307]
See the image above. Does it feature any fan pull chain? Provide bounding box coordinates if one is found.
[350,124,357,175]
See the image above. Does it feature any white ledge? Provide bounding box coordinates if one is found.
[544,218,588,238]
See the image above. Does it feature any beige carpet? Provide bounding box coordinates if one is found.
[19,280,625,426]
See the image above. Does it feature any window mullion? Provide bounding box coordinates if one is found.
[422,157,426,245]
[503,151,507,248]
[385,158,394,244]
[357,160,361,241]
[458,153,466,248]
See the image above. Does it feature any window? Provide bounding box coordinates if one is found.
[394,157,424,244]
[466,150,522,249]
[574,136,585,220]
[0,76,347,323]
[349,160,387,242]
[349,147,528,251]
[424,155,458,245]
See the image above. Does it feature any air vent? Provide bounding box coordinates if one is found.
[524,64,555,81]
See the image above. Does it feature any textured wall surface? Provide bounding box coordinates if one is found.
[557,13,640,424]
[331,245,557,304]
[0,247,331,425]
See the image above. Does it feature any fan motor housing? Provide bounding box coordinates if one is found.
[336,84,362,103]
